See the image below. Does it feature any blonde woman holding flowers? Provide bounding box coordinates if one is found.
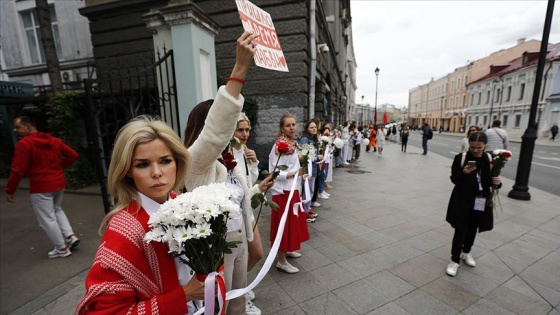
[445,131,501,277]
[76,31,258,315]
[269,114,310,274]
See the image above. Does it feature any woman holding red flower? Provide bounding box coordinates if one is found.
[445,131,502,277]
[268,114,310,274]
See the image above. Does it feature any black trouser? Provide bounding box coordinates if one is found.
[451,211,479,263]
[401,139,408,152]
[311,172,320,202]
[354,144,361,160]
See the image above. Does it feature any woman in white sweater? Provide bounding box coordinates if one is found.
[183,103,273,314]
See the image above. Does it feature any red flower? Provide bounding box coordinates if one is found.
[276,141,291,155]
[218,152,237,171]
[502,151,512,159]
[324,132,331,137]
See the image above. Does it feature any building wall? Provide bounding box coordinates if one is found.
[0,0,93,86]
[80,0,353,165]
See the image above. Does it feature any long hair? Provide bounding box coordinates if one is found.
[302,119,319,142]
[466,125,480,137]
[238,112,251,128]
[276,114,297,138]
[183,100,214,148]
[101,115,190,233]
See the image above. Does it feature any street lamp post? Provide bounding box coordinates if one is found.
[361,95,364,125]
[509,0,555,200]
[374,67,379,124]
[440,96,444,131]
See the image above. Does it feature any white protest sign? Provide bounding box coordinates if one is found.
[235,0,289,72]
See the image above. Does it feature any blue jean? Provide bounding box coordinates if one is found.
[317,166,327,193]
[422,138,428,154]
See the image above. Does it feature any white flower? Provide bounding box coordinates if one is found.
[194,222,212,238]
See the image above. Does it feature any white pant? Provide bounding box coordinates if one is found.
[224,227,248,315]
[30,190,74,249]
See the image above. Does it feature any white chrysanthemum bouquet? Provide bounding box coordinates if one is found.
[145,183,242,275]
[298,143,316,165]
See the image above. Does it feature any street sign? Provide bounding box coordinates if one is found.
[0,81,34,98]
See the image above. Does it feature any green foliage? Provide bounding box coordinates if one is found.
[47,92,97,189]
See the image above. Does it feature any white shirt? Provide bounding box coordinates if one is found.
[138,192,203,314]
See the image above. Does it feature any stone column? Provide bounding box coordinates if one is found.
[143,0,220,138]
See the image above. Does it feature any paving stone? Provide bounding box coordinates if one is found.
[276,271,330,304]
[340,235,380,254]
[520,254,560,291]
[286,249,332,272]
[486,285,553,315]
[504,276,558,306]
[366,302,412,315]
[309,262,360,291]
[494,233,558,273]
[421,277,481,311]
[336,254,384,278]
[389,260,443,287]
[341,222,375,236]
[394,289,459,315]
[462,298,517,315]
[361,230,398,247]
[323,226,358,242]
[443,267,502,296]
[253,282,297,314]
[316,242,359,263]
[298,292,359,315]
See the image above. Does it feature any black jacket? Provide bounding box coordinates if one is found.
[446,151,497,232]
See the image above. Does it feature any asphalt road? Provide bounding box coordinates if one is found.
[404,132,560,197]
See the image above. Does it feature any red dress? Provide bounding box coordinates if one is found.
[270,190,310,252]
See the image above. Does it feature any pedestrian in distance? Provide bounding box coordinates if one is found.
[76,30,258,315]
[461,125,480,153]
[400,126,409,152]
[421,123,433,155]
[550,123,558,141]
[268,114,310,274]
[445,131,501,277]
[484,119,509,153]
[4,115,80,258]
[376,124,386,157]
[369,125,377,152]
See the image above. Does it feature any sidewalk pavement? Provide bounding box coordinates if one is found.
[2,141,559,315]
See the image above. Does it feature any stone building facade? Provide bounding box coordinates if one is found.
[80,0,356,165]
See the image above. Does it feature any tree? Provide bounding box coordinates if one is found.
[35,0,63,92]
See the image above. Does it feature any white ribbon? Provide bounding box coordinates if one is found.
[194,176,299,315]
[293,175,311,215]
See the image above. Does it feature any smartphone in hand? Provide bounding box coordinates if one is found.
[467,160,476,167]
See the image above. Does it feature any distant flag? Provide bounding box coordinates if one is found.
[382,111,388,124]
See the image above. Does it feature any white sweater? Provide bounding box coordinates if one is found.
[183,85,259,242]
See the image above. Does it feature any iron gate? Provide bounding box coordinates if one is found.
[82,49,179,213]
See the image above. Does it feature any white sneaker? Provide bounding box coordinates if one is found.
[245,289,255,301]
[48,247,71,258]
[312,201,321,207]
[276,261,299,273]
[446,262,459,276]
[323,192,331,197]
[245,299,261,315]
[287,251,302,258]
[460,253,476,267]
[342,162,350,166]
[318,192,330,199]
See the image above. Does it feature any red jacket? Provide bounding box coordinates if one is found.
[5,132,78,195]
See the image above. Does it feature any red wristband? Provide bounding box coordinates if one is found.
[226,77,245,85]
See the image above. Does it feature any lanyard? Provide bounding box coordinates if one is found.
[475,169,483,192]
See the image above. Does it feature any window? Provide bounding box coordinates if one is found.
[475,116,479,125]
[455,96,459,108]
[462,95,466,107]
[21,7,62,64]
[478,93,481,105]
[519,83,525,100]
[515,115,521,127]
[506,86,511,101]
[468,116,472,125]
[486,91,490,104]
[470,94,474,105]
[496,89,501,103]
[503,115,508,126]
[483,116,487,126]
